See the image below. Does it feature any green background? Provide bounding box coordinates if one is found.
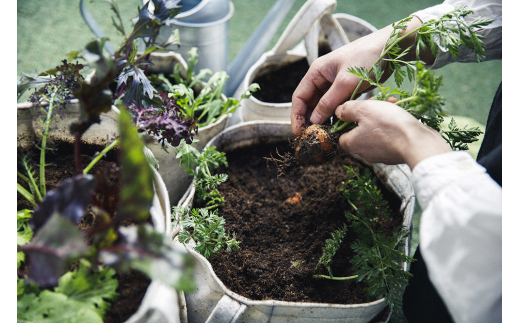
[18,0,501,125]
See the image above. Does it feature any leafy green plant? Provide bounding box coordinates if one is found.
[331,6,490,149]
[18,261,119,323]
[172,140,240,259]
[174,207,240,259]
[314,165,414,314]
[17,40,196,322]
[152,47,260,128]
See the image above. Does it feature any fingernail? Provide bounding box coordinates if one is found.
[310,111,323,124]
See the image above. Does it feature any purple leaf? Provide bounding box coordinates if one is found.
[20,213,89,287]
[31,175,96,233]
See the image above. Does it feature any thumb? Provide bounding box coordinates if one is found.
[335,100,364,123]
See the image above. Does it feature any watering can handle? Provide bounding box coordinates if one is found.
[272,0,350,63]
[205,294,246,323]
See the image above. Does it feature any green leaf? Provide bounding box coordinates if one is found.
[17,216,34,247]
[117,108,154,223]
[17,289,104,323]
[54,261,119,317]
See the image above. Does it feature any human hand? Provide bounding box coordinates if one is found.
[291,16,428,137]
[335,99,451,170]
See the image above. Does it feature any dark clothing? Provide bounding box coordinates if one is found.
[403,82,502,323]
[477,82,502,186]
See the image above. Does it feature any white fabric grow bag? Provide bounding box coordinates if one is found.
[16,100,119,149]
[125,165,188,323]
[176,121,415,323]
[228,0,378,126]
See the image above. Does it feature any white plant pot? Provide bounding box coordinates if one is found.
[176,121,415,323]
[125,165,188,323]
[228,3,378,126]
[16,100,120,149]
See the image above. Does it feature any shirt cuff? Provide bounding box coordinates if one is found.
[412,151,487,209]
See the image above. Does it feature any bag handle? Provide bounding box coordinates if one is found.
[205,294,246,323]
[272,0,350,65]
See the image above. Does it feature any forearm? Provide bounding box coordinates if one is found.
[413,152,502,323]
[412,0,502,69]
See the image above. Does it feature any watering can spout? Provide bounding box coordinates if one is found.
[225,0,297,97]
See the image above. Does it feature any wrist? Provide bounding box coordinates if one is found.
[399,122,452,170]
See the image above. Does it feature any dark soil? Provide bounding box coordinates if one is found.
[198,140,404,305]
[17,143,150,322]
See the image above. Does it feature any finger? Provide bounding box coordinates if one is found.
[335,100,363,123]
[291,70,332,135]
[309,73,354,125]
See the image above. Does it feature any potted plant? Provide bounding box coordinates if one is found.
[77,0,259,205]
[17,37,197,322]
[172,120,414,323]
[228,0,376,126]
[144,47,259,205]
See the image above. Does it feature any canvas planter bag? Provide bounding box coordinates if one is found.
[228,0,378,126]
[175,121,415,323]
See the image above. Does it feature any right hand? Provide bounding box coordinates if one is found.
[290,16,429,137]
[335,99,452,170]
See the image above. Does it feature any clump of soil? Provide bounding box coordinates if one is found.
[17,143,150,322]
[198,140,403,305]
[266,124,340,176]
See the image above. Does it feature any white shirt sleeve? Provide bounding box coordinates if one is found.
[411,0,502,69]
[412,151,502,323]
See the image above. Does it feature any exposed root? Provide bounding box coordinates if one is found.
[266,124,341,176]
[265,147,297,177]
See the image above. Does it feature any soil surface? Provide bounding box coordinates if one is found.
[17,143,150,322]
[200,141,403,305]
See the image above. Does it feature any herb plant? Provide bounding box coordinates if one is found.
[173,140,240,259]
[152,47,260,128]
[315,165,414,314]
[17,60,86,205]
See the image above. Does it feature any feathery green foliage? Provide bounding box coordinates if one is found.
[332,6,492,151]
[315,165,414,314]
[175,207,240,259]
[173,141,240,259]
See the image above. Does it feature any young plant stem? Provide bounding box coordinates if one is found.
[83,138,120,174]
[17,183,37,207]
[331,17,458,134]
[313,274,359,280]
[347,200,391,294]
[19,159,42,202]
[39,93,57,196]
